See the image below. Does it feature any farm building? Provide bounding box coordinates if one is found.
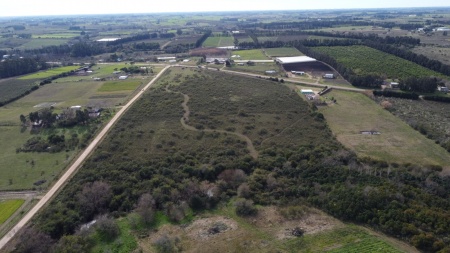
[96,38,120,42]
[206,57,228,64]
[157,57,176,62]
[276,56,316,64]
[291,71,305,75]
[323,74,334,79]
[265,70,277,75]
[70,105,82,110]
[301,89,317,100]
[438,86,449,93]
[390,82,399,89]
[169,59,177,63]
[118,76,128,80]
[113,71,121,74]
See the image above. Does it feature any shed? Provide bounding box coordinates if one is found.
[390,82,399,89]
[119,76,128,80]
[265,70,277,75]
[323,74,334,79]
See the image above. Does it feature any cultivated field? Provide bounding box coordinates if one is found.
[313,46,446,80]
[232,49,269,60]
[0,200,24,224]
[264,47,303,57]
[97,80,143,92]
[18,66,80,80]
[319,90,450,167]
[203,36,235,47]
[0,78,39,105]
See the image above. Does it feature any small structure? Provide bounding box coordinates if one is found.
[157,56,176,62]
[237,62,245,66]
[168,59,177,63]
[118,75,128,80]
[205,57,228,64]
[265,70,277,75]
[438,86,449,93]
[323,74,334,79]
[390,82,399,89]
[291,71,305,75]
[182,59,190,62]
[70,105,82,110]
[96,38,120,42]
[276,56,316,64]
[113,71,121,74]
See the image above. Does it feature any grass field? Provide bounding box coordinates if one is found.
[228,62,282,75]
[313,46,446,80]
[203,36,235,47]
[263,47,303,57]
[0,78,39,104]
[318,90,450,167]
[232,49,269,60]
[0,200,25,224]
[32,33,79,39]
[19,38,68,49]
[18,66,80,80]
[97,80,143,92]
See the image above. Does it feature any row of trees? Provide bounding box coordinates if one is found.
[0,58,39,78]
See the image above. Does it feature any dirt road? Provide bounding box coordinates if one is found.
[0,65,170,250]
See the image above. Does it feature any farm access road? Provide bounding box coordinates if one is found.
[0,65,171,250]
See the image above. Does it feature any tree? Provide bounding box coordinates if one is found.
[13,227,54,253]
[176,29,183,36]
[235,199,258,216]
[136,193,155,225]
[77,181,112,219]
[95,215,120,241]
[19,114,26,125]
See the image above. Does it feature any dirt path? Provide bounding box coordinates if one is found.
[0,65,171,250]
[166,86,259,160]
[161,40,172,49]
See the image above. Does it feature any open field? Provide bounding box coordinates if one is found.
[232,49,269,60]
[318,90,450,167]
[18,66,80,80]
[203,36,235,47]
[0,200,24,224]
[97,80,143,92]
[18,39,68,49]
[32,33,79,39]
[411,45,450,65]
[228,62,282,75]
[264,47,303,57]
[313,46,447,80]
[0,78,39,105]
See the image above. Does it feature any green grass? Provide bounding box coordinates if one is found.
[32,33,79,39]
[232,49,269,60]
[19,39,68,49]
[228,62,281,75]
[203,36,235,47]
[264,47,303,57]
[318,90,450,167]
[97,80,143,92]
[313,45,446,80]
[0,199,25,224]
[18,66,80,80]
[91,218,138,253]
[287,225,403,253]
[0,78,39,104]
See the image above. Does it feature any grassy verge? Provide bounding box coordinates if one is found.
[0,200,25,224]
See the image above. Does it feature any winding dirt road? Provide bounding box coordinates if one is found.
[0,66,171,250]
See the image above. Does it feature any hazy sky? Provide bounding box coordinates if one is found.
[0,0,449,17]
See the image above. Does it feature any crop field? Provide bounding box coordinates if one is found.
[264,47,303,57]
[232,49,269,60]
[19,38,68,49]
[18,66,80,80]
[318,90,450,167]
[411,45,450,65]
[0,200,25,224]
[0,78,38,104]
[203,36,235,47]
[32,33,79,39]
[313,46,446,80]
[228,62,281,75]
[97,80,143,92]
[257,36,278,42]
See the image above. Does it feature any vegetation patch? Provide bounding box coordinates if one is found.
[312,45,445,80]
[18,66,80,80]
[0,199,25,224]
[97,80,142,92]
[232,49,269,60]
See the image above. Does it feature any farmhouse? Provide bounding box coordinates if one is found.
[118,75,128,80]
[276,56,316,64]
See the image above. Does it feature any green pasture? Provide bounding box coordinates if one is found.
[203,36,235,47]
[19,38,68,49]
[0,200,25,224]
[228,62,281,75]
[263,47,303,57]
[32,33,78,39]
[232,49,269,60]
[19,66,80,80]
[318,90,450,167]
[98,80,143,92]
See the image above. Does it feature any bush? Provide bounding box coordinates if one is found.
[94,215,120,241]
[153,234,181,253]
[235,199,258,217]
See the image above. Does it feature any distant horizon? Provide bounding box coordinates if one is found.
[1,0,450,18]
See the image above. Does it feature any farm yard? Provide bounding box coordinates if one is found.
[312,46,446,80]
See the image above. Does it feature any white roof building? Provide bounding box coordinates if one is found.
[96,38,120,42]
[276,56,317,64]
[119,76,128,80]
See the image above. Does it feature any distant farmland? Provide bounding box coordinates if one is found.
[0,79,38,105]
[312,46,445,80]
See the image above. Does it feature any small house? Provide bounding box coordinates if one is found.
[323,74,334,79]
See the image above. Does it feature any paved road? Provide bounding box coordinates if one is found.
[0,65,170,250]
